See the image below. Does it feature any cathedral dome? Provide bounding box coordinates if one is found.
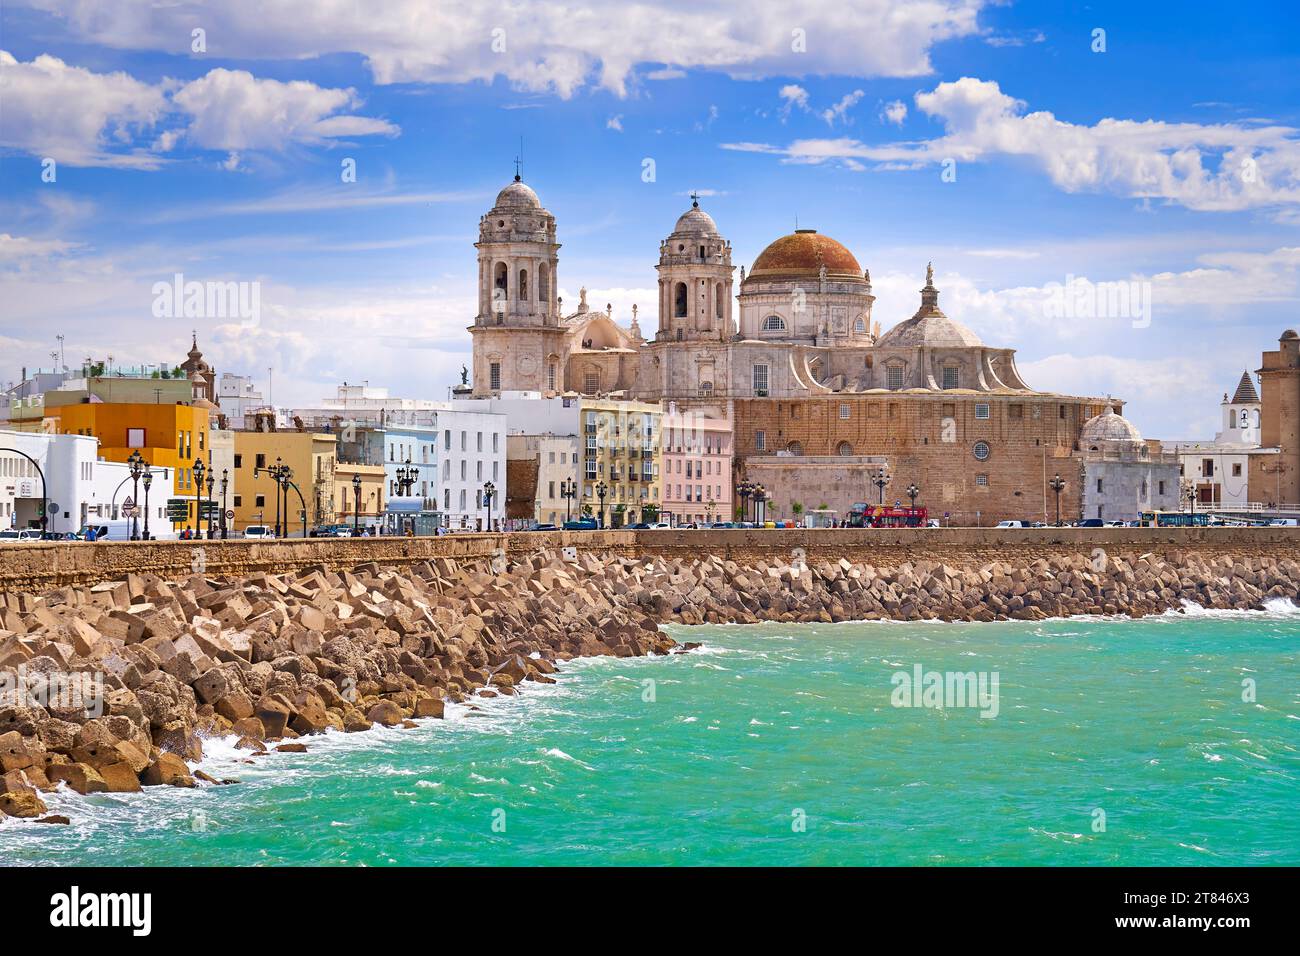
[1082,405,1143,444]
[876,313,983,348]
[748,229,862,280]
[494,178,542,209]
[672,205,719,236]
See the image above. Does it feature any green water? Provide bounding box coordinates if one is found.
[5,606,1298,866]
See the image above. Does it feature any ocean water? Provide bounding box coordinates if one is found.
[5,604,1298,867]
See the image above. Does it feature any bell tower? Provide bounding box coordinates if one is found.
[469,173,564,396]
[655,195,734,344]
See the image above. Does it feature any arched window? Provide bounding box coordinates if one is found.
[786,441,804,456]
[853,316,867,333]
[518,268,528,301]
[762,315,786,332]
[716,283,724,318]
[836,441,853,456]
[538,263,549,306]
[674,282,688,318]
[494,262,507,291]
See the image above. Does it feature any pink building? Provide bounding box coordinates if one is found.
[659,403,733,526]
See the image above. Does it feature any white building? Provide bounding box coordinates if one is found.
[437,404,507,530]
[218,373,267,428]
[0,429,178,536]
[288,385,507,532]
[1168,371,1267,510]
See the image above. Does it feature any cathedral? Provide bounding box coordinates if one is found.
[469,175,1134,523]
[469,176,1032,405]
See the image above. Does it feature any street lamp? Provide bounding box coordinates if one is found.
[560,477,578,523]
[141,469,153,540]
[596,480,608,529]
[1048,473,1067,526]
[220,468,229,539]
[482,480,495,532]
[737,479,754,524]
[872,465,891,505]
[192,457,206,539]
[205,471,215,539]
[394,458,418,496]
[752,483,767,524]
[906,482,920,509]
[352,473,362,535]
[127,449,145,540]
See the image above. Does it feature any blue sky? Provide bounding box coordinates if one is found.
[1,0,1298,439]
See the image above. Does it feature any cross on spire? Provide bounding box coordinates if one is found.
[690,190,700,208]
[513,155,521,182]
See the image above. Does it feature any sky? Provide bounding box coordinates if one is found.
[1,0,1298,440]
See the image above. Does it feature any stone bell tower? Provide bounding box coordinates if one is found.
[469,172,564,396]
[655,195,734,344]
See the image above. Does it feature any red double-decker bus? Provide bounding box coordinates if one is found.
[845,503,928,528]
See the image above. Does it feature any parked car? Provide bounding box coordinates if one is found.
[0,529,42,543]
[242,525,275,539]
[995,520,1027,529]
[529,523,559,531]
[1077,518,1105,528]
[562,519,598,530]
[1270,518,1299,527]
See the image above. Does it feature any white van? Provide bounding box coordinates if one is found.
[995,520,1027,529]
[0,529,42,543]
[81,520,177,541]
[243,525,275,539]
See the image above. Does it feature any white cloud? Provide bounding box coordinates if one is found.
[880,99,908,125]
[724,77,1300,212]
[171,69,398,151]
[606,115,624,132]
[778,85,810,122]
[0,52,398,167]
[0,50,170,167]
[22,0,987,98]
[0,232,79,263]
[822,90,865,126]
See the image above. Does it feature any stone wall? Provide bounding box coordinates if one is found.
[731,394,1101,523]
[4,527,1300,592]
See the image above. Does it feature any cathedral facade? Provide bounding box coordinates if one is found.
[468,176,1129,523]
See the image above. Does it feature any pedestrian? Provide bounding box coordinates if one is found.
[85,526,97,542]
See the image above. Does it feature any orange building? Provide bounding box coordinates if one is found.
[51,402,211,527]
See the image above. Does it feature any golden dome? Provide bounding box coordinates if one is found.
[748,229,862,280]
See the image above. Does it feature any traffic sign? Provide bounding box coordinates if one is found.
[225,510,235,519]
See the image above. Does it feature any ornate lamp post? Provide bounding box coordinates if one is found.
[394,458,418,496]
[220,468,229,539]
[752,483,767,524]
[205,471,216,539]
[595,480,608,528]
[906,482,920,515]
[141,469,153,540]
[352,473,362,536]
[482,480,495,532]
[872,465,891,505]
[192,458,206,539]
[560,477,577,523]
[1048,473,1066,526]
[127,449,145,540]
[737,479,754,524]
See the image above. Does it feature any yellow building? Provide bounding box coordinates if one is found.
[579,398,662,526]
[231,430,337,535]
[51,401,211,527]
[334,461,386,532]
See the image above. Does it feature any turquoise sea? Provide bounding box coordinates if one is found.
[6,605,1298,866]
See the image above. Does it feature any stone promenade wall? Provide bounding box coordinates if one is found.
[3,527,1300,592]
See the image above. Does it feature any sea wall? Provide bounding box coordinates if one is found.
[4,526,1300,591]
[3,534,1300,821]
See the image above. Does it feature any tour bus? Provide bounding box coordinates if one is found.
[1138,510,1209,528]
[845,503,930,528]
